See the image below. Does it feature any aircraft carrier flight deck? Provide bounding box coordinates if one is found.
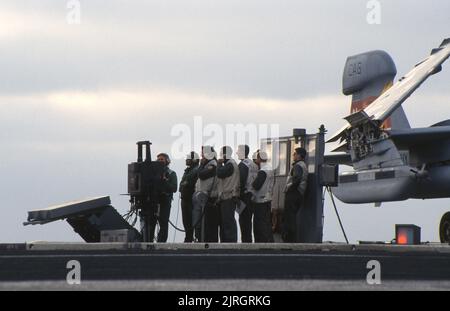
[1,242,449,290]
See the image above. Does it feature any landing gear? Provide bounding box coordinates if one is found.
[440,212,450,243]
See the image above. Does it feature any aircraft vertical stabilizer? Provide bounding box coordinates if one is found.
[343,50,410,130]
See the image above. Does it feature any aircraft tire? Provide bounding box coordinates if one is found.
[440,212,450,243]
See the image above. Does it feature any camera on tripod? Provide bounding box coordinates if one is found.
[128,141,165,209]
[24,140,168,243]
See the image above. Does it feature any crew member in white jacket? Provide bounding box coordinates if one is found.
[251,150,274,243]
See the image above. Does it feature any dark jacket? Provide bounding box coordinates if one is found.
[198,161,217,180]
[179,164,199,200]
[238,161,249,197]
[252,170,267,191]
[285,160,306,195]
[161,168,178,199]
[217,160,234,179]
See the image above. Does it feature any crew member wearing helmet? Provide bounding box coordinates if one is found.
[251,150,275,243]
[192,146,219,242]
[237,145,259,243]
[179,151,200,243]
[217,146,240,243]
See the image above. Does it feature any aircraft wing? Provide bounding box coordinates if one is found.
[328,38,450,143]
[389,126,450,146]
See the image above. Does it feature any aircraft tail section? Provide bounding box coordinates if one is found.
[342,50,410,130]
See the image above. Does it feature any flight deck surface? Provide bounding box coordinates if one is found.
[1,242,449,290]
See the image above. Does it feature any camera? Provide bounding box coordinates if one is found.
[128,141,164,209]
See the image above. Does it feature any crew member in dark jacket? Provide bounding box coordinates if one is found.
[152,153,177,243]
[282,147,308,243]
[179,152,200,243]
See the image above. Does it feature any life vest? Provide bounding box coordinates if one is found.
[218,159,240,200]
[252,163,275,203]
[284,160,308,196]
[241,158,258,194]
[195,159,217,197]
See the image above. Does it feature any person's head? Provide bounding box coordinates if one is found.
[293,147,307,162]
[255,150,269,166]
[157,153,171,166]
[186,151,200,167]
[201,145,216,161]
[221,146,233,161]
[236,145,250,160]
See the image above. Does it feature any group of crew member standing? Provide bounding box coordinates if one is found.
[178,145,308,243]
[147,144,307,243]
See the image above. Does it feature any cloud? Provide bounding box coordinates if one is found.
[3,86,449,158]
[2,0,448,99]
[0,88,347,148]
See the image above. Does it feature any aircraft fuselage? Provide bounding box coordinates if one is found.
[332,165,450,204]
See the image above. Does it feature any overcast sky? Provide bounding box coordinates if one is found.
[1,0,450,243]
